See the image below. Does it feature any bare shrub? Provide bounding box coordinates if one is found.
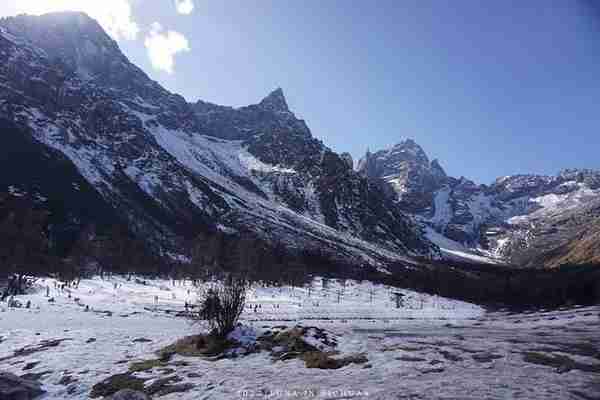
[194,275,247,337]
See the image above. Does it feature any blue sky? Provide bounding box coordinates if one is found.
[3,1,600,183]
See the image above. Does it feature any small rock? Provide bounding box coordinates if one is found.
[420,367,445,374]
[472,353,503,363]
[58,374,77,386]
[439,350,462,362]
[90,373,146,398]
[151,383,194,397]
[22,362,40,371]
[556,364,572,374]
[110,389,150,400]
[86,338,97,344]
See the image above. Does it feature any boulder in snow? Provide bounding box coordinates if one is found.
[0,372,45,400]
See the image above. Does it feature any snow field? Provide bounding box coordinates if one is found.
[2,277,598,400]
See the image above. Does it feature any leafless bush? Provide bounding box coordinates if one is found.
[194,275,247,337]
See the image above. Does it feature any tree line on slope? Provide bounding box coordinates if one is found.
[0,191,350,292]
[382,258,600,308]
[1,190,599,307]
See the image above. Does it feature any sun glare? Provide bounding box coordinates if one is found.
[13,0,139,40]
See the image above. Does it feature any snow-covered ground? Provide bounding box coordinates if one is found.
[1,277,599,399]
[424,227,504,265]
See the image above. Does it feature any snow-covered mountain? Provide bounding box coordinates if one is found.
[358,141,600,267]
[2,11,597,272]
[0,12,437,271]
[357,140,447,214]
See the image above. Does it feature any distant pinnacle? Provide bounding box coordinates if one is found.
[259,87,289,112]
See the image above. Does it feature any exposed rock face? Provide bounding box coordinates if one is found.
[192,88,310,141]
[258,87,289,112]
[340,152,354,170]
[547,219,600,267]
[0,372,45,400]
[360,139,600,267]
[357,139,448,213]
[0,12,437,271]
[498,194,600,268]
[191,94,436,257]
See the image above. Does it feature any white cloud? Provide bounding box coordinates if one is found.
[144,22,190,74]
[0,0,139,41]
[174,0,194,15]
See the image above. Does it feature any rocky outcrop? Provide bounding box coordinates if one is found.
[257,87,289,112]
[0,372,45,400]
[357,140,448,213]
[110,389,150,400]
[501,196,600,268]
[192,88,311,141]
[340,152,354,170]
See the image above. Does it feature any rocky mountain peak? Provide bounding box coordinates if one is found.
[340,152,354,170]
[1,12,117,52]
[258,88,289,112]
[356,140,448,213]
[388,139,429,165]
[0,12,134,85]
[430,159,447,179]
[357,139,433,179]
